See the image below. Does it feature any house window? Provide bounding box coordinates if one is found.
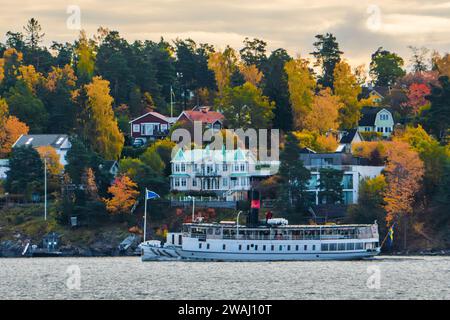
[380,114,389,121]
[192,179,197,187]
[234,164,239,171]
[161,124,168,131]
[222,164,227,171]
[240,164,245,171]
[385,127,392,133]
[181,179,187,187]
[133,124,140,132]
[174,178,180,187]
[377,127,384,133]
[175,164,180,172]
[181,164,186,172]
[222,178,228,187]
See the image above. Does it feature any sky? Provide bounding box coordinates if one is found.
[1,0,450,69]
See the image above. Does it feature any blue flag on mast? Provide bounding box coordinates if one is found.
[146,190,160,200]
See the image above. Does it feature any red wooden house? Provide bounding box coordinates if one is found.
[129,111,174,142]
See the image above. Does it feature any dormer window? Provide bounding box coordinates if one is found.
[25,138,34,145]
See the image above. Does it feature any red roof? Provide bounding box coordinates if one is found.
[182,110,224,124]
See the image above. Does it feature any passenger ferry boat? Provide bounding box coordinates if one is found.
[141,218,380,261]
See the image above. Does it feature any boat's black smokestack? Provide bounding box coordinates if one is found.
[247,189,260,226]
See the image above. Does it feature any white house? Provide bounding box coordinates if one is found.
[12,134,71,166]
[299,152,385,205]
[358,107,394,137]
[170,147,278,201]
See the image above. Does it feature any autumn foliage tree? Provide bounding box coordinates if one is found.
[104,175,140,215]
[83,76,124,160]
[284,57,315,130]
[383,141,424,224]
[0,98,29,157]
[304,88,343,134]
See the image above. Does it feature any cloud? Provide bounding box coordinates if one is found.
[0,0,449,68]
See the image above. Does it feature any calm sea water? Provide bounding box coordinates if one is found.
[0,256,449,299]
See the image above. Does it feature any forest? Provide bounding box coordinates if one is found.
[0,18,449,251]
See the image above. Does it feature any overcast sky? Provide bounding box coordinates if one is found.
[1,0,450,68]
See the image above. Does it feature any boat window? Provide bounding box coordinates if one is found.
[207,244,210,250]
[338,243,346,251]
[287,245,291,251]
[271,245,274,251]
[239,245,242,251]
[321,244,329,251]
[172,234,175,244]
[255,245,258,251]
[223,244,226,250]
[312,245,316,251]
[346,243,354,250]
[355,243,363,250]
[295,245,299,251]
[207,228,213,235]
[178,235,182,245]
[247,245,250,251]
[304,245,307,251]
[263,245,266,251]
[199,243,202,249]
[215,228,221,235]
[279,245,282,251]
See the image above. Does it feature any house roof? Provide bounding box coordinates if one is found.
[358,107,392,126]
[339,129,359,144]
[129,111,170,124]
[179,109,224,124]
[12,134,69,149]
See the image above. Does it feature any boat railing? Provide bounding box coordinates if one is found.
[189,234,359,241]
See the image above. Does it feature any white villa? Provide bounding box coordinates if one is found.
[300,152,385,205]
[170,147,278,201]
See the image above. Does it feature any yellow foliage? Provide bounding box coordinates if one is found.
[239,64,263,86]
[316,135,339,152]
[36,146,63,175]
[17,65,42,93]
[304,88,343,134]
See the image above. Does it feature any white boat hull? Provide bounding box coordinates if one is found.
[141,243,380,261]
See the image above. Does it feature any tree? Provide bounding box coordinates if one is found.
[311,33,343,88]
[207,46,238,95]
[74,31,95,84]
[5,145,43,195]
[23,18,45,50]
[333,61,362,129]
[383,141,424,224]
[277,133,311,213]
[239,64,263,87]
[424,76,450,141]
[140,146,165,174]
[83,76,124,159]
[42,65,78,133]
[104,175,140,215]
[36,146,63,175]
[0,48,23,94]
[17,64,42,94]
[401,83,431,116]
[347,176,387,228]
[318,168,344,204]
[432,53,450,78]
[6,80,48,132]
[218,82,274,129]
[0,98,29,157]
[370,47,406,86]
[284,57,316,130]
[261,49,293,131]
[239,37,267,68]
[304,88,342,134]
[408,46,430,73]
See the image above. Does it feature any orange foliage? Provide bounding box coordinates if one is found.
[352,141,387,165]
[383,141,424,224]
[0,114,30,157]
[315,135,339,152]
[104,175,140,215]
[239,64,263,86]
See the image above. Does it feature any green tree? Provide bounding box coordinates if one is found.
[261,49,293,131]
[423,76,450,141]
[311,33,343,89]
[74,31,95,84]
[239,37,267,68]
[277,133,311,213]
[370,47,406,86]
[5,145,43,195]
[318,168,344,204]
[6,80,48,132]
[218,82,274,129]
